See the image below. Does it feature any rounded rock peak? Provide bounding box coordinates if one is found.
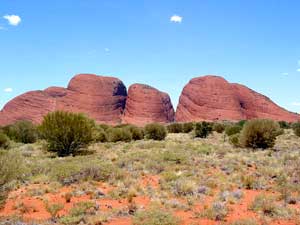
[189,75,229,85]
[68,73,127,96]
[44,86,68,97]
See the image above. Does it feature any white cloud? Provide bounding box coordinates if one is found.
[170,15,183,23]
[3,88,13,93]
[3,15,21,26]
[291,102,300,106]
[104,48,110,52]
[297,68,300,72]
[282,72,288,76]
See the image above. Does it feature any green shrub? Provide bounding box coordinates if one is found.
[94,125,108,143]
[127,125,144,140]
[279,121,291,129]
[182,122,194,133]
[2,121,38,143]
[108,128,132,142]
[194,122,212,138]
[212,123,225,133]
[229,133,241,147]
[39,111,95,156]
[239,119,281,149]
[237,120,247,127]
[0,132,9,149]
[292,122,300,137]
[133,206,180,225]
[97,123,111,131]
[225,124,242,136]
[167,123,183,133]
[144,123,167,140]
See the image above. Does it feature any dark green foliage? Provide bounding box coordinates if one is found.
[2,121,38,144]
[292,122,300,137]
[167,123,183,133]
[39,111,95,156]
[239,119,281,149]
[182,122,194,133]
[194,122,213,138]
[0,132,9,149]
[127,125,144,140]
[108,128,132,142]
[237,120,247,127]
[225,124,242,137]
[279,121,291,129]
[144,123,167,140]
[212,123,226,133]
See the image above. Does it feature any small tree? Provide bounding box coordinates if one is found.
[144,123,167,140]
[239,119,281,149]
[39,111,95,156]
[194,122,212,138]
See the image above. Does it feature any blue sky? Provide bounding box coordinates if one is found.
[1,0,300,112]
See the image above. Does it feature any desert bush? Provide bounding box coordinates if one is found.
[237,120,247,127]
[292,122,300,137]
[94,125,108,143]
[97,123,111,131]
[229,133,241,147]
[225,124,242,136]
[212,123,226,133]
[0,132,9,149]
[2,121,38,143]
[199,201,228,221]
[0,151,27,207]
[279,121,291,129]
[133,205,180,225]
[108,127,132,142]
[239,119,281,149]
[173,179,196,196]
[0,151,26,187]
[127,125,144,140]
[194,122,212,138]
[39,111,95,156]
[144,123,167,140]
[182,122,194,133]
[167,123,183,133]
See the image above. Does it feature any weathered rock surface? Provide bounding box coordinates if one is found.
[1,74,298,126]
[176,75,299,122]
[0,74,127,125]
[122,84,175,125]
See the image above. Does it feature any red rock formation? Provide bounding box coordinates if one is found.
[176,75,299,122]
[122,84,175,126]
[0,91,56,125]
[0,74,127,125]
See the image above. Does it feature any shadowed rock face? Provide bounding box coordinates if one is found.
[176,75,300,122]
[122,84,175,126]
[0,74,127,125]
